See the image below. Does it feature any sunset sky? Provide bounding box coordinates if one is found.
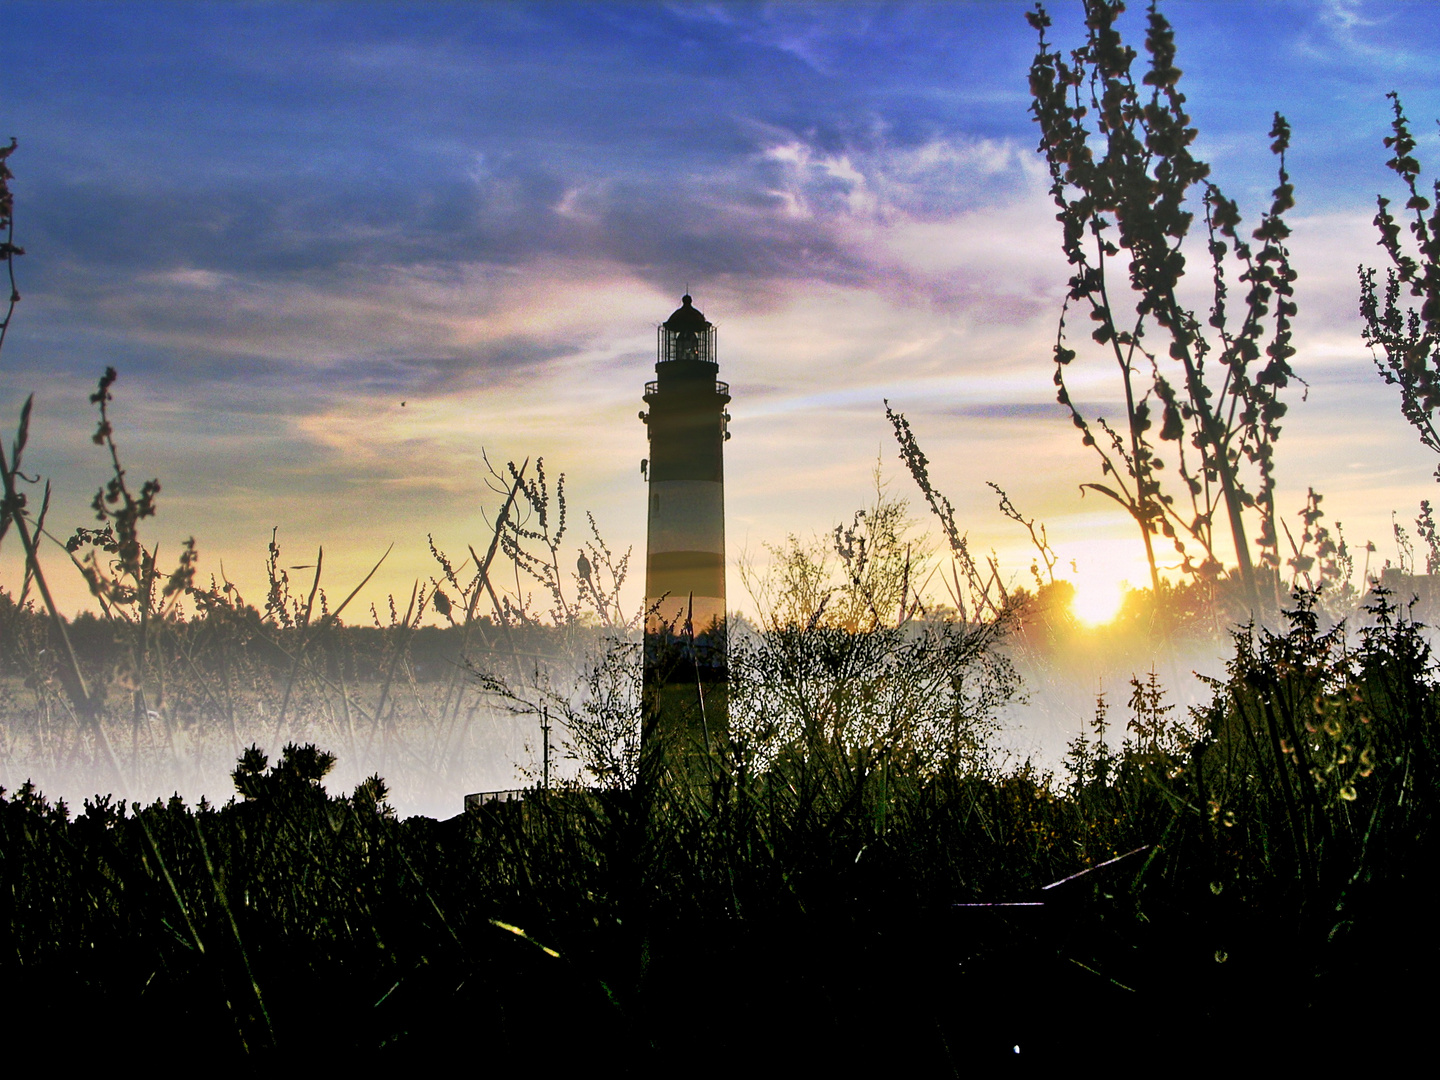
[4,0,1440,622]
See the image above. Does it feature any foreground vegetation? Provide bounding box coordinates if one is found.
[2,591,1435,1068]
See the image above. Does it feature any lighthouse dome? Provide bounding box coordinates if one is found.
[663,294,710,332]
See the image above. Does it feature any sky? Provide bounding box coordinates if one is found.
[4,0,1440,623]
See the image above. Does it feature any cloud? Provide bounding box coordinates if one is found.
[936,402,1069,421]
[1281,0,1433,75]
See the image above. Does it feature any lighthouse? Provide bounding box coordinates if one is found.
[639,294,731,754]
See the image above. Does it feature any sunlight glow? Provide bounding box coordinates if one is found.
[1069,575,1124,626]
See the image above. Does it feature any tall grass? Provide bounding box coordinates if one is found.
[3,588,1435,1067]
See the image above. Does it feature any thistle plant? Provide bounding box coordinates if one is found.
[1028,1,1299,611]
[1361,92,1440,479]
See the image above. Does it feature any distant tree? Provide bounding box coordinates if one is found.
[1027,0,1299,612]
[1360,93,1440,480]
[731,483,1018,781]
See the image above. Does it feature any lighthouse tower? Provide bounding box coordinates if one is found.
[639,295,730,745]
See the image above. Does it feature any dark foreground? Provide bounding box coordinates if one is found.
[2,600,1437,1073]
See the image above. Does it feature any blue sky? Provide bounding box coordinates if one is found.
[4,0,1440,616]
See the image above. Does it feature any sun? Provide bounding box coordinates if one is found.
[1069,575,1125,626]
[1058,539,1147,627]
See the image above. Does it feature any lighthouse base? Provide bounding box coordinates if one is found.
[642,624,728,786]
[641,680,729,788]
